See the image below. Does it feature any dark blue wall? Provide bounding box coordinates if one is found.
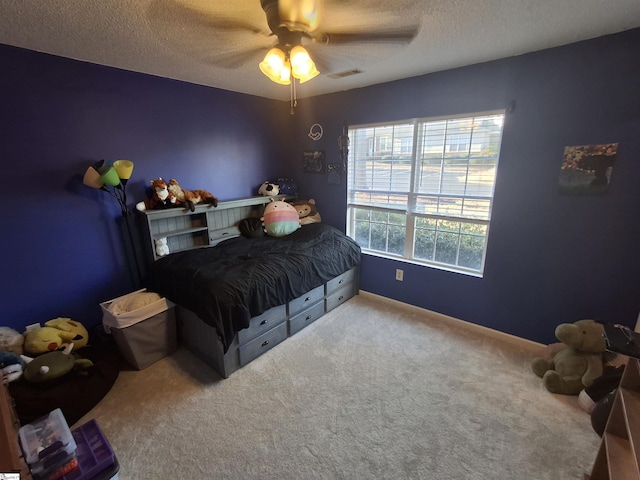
[286,28,640,344]
[0,44,291,333]
[2,28,639,345]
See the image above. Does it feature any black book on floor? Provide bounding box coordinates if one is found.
[603,323,640,358]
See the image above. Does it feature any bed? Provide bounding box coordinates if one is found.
[140,196,361,377]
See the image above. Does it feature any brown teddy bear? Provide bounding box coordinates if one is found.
[167,179,219,212]
[531,319,607,395]
[292,199,321,225]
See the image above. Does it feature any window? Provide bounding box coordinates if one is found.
[347,111,504,276]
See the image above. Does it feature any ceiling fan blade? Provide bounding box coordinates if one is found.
[312,26,419,46]
[150,0,268,37]
[207,46,270,69]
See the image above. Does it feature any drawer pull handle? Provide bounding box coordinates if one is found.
[261,340,269,347]
[339,279,344,284]
[305,315,312,321]
[304,297,311,302]
[339,296,344,301]
[260,320,268,325]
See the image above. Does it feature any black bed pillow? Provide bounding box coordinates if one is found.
[239,217,264,238]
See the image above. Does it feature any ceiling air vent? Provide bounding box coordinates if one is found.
[327,69,363,79]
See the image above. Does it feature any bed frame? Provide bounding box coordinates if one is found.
[139,195,359,378]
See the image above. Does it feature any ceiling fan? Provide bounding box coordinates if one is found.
[151,0,419,78]
[149,0,419,111]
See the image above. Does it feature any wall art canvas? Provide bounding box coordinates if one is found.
[303,150,326,174]
[558,143,618,195]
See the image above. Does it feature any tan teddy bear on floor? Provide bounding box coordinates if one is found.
[531,319,607,395]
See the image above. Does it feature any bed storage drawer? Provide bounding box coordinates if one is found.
[238,322,287,366]
[326,285,354,312]
[326,268,356,295]
[288,301,325,336]
[237,304,286,345]
[288,285,324,316]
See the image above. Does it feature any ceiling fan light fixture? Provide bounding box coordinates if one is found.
[289,45,319,83]
[259,47,291,85]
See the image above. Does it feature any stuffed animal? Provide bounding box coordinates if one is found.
[21,343,93,383]
[291,199,322,225]
[531,319,607,395]
[258,181,280,196]
[0,326,24,354]
[0,350,25,383]
[23,318,89,355]
[261,198,300,237]
[155,237,169,256]
[168,178,219,212]
[136,178,177,211]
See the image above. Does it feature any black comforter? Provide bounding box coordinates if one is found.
[150,223,361,352]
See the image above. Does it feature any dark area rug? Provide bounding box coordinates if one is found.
[9,338,123,426]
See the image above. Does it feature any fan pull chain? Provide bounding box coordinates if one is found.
[290,78,298,115]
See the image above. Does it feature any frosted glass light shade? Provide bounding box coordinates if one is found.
[83,166,104,189]
[290,46,319,83]
[259,47,291,85]
[99,166,121,186]
[113,159,134,180]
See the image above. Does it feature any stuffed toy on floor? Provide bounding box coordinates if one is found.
[531,319,607,395]
[23,318,89,355]
[21,343,93,383]
[0,326,24,354]
[1,350,25,382]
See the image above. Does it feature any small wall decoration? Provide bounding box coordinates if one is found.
[308,123,323,141]
[303,150,326,173]
[558,143,618,195]
[327,163,341,184]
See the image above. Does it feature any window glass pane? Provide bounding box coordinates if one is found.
[354,208,370,221]
[458,234,485,270]
[370,221,389,251]
[388,225,406,255]
[414,219,435,260]
[438,220,460,233]
[461,198,491,220]
[434,231,459,264]
[389,212,407,226]
[355,220,371,248]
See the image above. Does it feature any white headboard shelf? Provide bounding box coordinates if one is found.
[139,194,292,262]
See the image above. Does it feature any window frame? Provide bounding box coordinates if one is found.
[346,110,505,277]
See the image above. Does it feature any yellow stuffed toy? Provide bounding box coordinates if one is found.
[23,318,89,355]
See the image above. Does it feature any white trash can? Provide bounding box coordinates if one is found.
[101,289,177,370]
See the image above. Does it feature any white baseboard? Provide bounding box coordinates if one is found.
[359,290,545,351]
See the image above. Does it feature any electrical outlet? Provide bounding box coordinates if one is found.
[395,269,404,281]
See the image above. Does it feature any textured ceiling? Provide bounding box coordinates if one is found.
[0,0,638,102]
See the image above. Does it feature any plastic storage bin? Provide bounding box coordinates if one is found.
[19,408,77,479]
[61,419,119,480]
[101,289,177,370]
